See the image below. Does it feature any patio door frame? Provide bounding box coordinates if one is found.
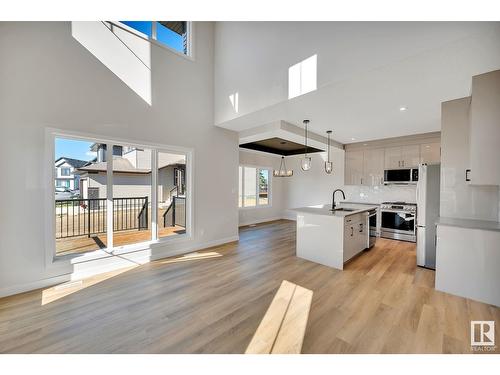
[44,127,193,272]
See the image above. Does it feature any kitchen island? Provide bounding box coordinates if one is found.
[293,203,378,270]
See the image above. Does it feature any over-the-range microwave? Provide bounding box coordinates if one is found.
[383,168,419,184]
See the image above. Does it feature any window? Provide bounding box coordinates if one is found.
[53,135,190,257]
[288,54,317,99]
[120,21,190,55]
[61,167,71,176]
[239,166,271,208]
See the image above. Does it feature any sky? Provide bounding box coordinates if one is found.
[121,21,184,53]
[55,138,95,161]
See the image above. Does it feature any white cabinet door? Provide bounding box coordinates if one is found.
[343,222,356,262]
[345,150,364,185]
[420,142,441,164]
[384,146,402,169]
[401,145,420,167]
[470,70,500,186]
[363,148,385,186]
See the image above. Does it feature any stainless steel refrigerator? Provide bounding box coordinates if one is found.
[416,163,441,269]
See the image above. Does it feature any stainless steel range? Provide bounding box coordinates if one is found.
[380,201,417,242]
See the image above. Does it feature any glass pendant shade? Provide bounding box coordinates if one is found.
[301,119,311,171]
[325,161,333,174]
[301,156,312,171]
[273,156,293,177]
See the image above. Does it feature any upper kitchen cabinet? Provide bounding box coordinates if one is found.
[363,148,385,186]
[384,145,420,169]
[420,142,441,164]
[469,70,500,186]
[384,146,402,169]
[345,150,364,185]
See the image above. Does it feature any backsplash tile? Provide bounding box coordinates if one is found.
[343,185,417,204]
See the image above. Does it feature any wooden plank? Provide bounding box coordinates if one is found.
[244,280,296,354]
[271,284,313,354]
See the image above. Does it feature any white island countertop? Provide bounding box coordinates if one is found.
[292,203,378,218]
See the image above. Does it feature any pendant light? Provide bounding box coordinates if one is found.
[301,119,312,171]
[273,156,293,177]
[325,130,333,174]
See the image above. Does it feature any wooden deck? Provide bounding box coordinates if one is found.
[56,226,186,255]
[1,220,499,353]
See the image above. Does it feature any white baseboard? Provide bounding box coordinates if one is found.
[0,274,71,299]
[0,235,240,299]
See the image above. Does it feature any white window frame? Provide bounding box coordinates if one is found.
[112,21,194,61]
[45,128,193,269]
[61,167,71,176]
[238,164,272,210]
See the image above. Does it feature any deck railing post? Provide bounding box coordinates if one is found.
[87,199,91,238]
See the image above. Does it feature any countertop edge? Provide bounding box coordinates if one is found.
[436,217,500,232]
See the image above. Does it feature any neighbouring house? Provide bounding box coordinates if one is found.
[76,144,186,205]
[54,157,88,190]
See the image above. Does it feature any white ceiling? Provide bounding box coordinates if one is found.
[215,22,500,144]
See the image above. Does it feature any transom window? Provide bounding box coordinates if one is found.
[119,21,190,56]
[238,166,271,208]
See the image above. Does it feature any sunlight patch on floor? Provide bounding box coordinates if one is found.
[156,251,222,265]
[41,265,138,305]
[245,280,313,354]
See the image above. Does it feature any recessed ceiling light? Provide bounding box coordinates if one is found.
[399,106,407,111]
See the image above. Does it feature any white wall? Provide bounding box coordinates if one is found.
[238,150,286,225]
[214,22,500,126]
[0,22,239,296]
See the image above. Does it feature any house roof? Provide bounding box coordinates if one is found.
[77,157,150,174]
[55,157,89,168]
[77,155,186,174]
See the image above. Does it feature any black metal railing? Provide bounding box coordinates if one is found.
[162,196,186,228]
[55,197,149,239]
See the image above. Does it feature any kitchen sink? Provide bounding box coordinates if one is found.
[330,208,357,212]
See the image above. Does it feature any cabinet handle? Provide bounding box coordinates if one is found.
[361,178,363,185]
[402,160,404,167]
[465,169,471,182]
[359,223,363,233]
[351,227,354,237]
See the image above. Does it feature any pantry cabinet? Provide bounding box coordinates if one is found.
[469,70,500,186]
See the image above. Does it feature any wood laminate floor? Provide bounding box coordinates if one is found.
[0,220,499,353]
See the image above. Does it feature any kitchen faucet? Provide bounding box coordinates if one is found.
[331,189,346,210]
